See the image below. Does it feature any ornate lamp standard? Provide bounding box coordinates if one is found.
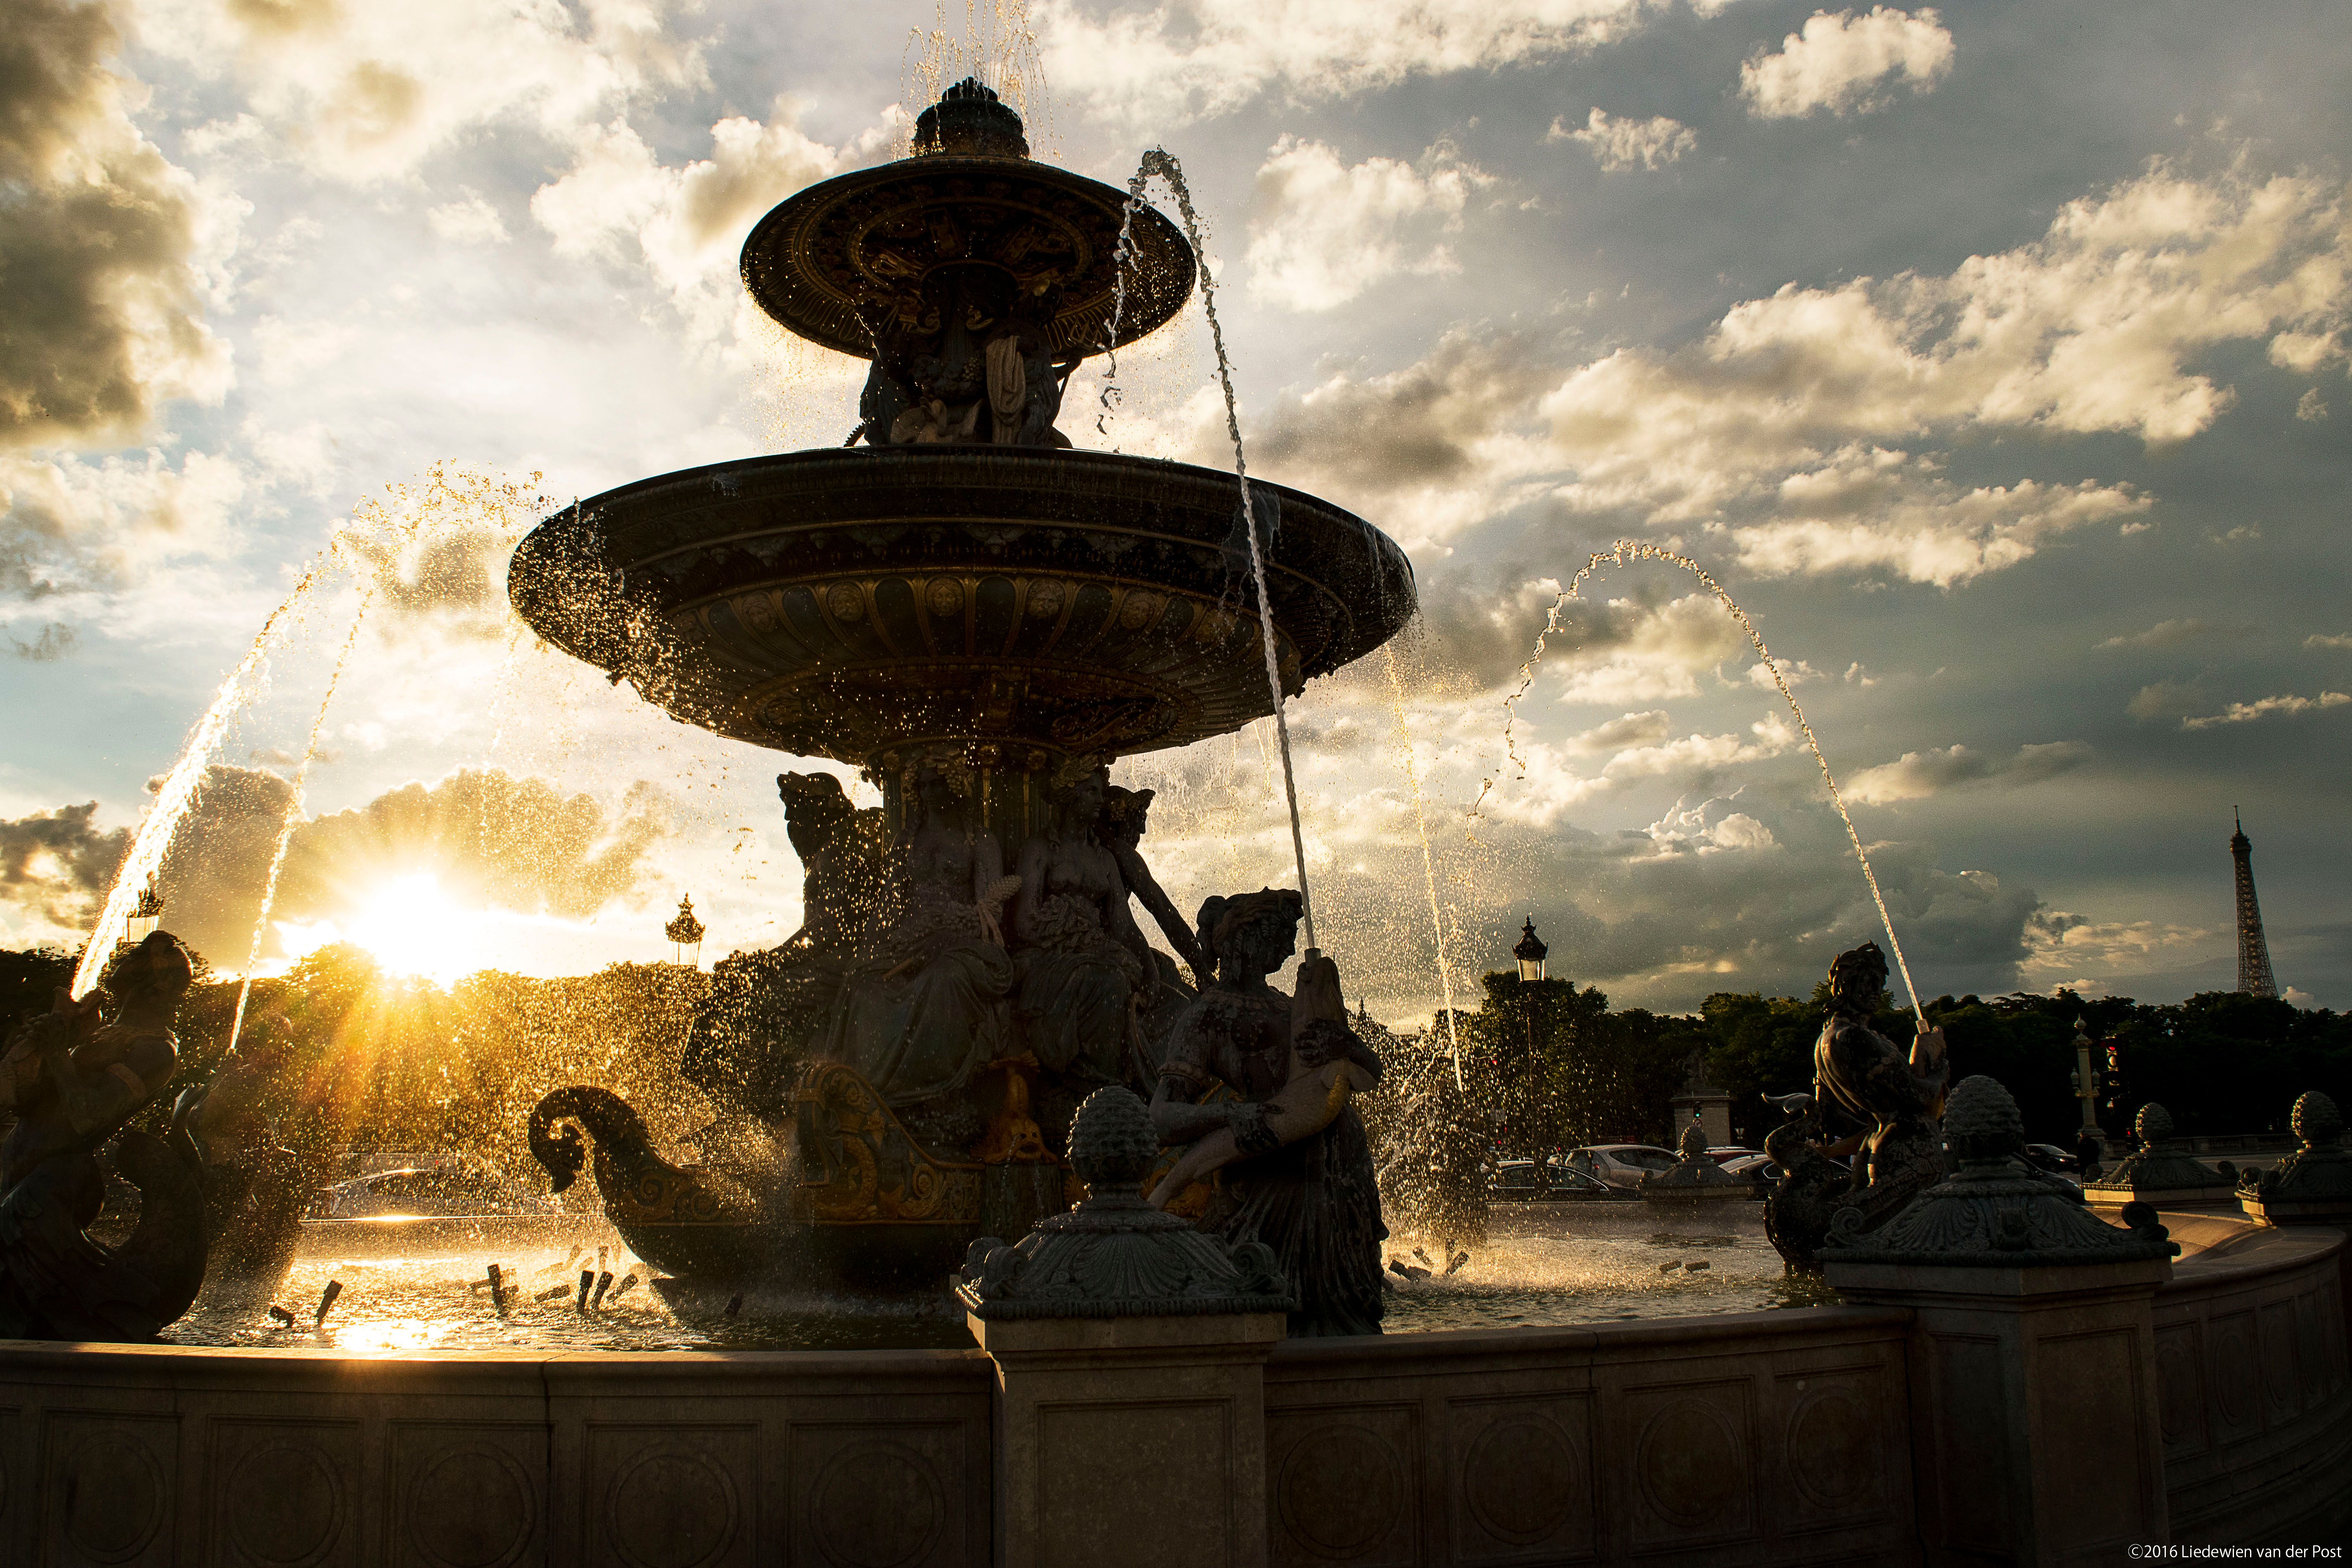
[664,895,705,969]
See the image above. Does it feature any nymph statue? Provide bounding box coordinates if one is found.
[834,762,1018,1106]
[683,771,895,1118]
[1763,940,1949,1269]
[0,932,209,1339]
[1149,889,1387,1337]
[1012,766,1154,1090]
[1814,940,1948,1230]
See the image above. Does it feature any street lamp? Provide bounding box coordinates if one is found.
[1514,918,1548,983]
[122,876,164,948]
[2071,1015,2104,1160]
[664,894,705,968]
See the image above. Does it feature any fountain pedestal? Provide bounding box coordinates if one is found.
[971,1313,1286,1568]
[1823,1076,2179,1567]
[956,1086,1296,1568]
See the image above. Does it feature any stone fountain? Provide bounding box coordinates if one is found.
[515,80,1416,1289]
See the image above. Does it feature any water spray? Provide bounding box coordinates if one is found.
[1140,147,1319,953]
[1481,540,1929,1028]
[223,587,373,1057]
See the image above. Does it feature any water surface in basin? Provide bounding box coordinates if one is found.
[164,1204,1830,1354]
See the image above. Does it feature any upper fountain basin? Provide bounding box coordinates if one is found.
[508,447,1416,766]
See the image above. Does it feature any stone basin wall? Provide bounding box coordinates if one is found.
[0,1215,2341,1566]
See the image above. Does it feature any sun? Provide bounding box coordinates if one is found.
[343,873,483,983]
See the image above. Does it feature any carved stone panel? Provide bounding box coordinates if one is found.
[2259,1301,2301,1425]
[387,1421,547,1568]
[1927,1334,2012,1557]
[2206,1310,2260,1442]
[1444,1394,1593,1566]
[1770,1365,1893,1536]
[1620,1379,1755,1551]
[2035,1329,2149,1554]
[41,1411,178,1568]
[787,1421,975,1568]
[206,1418,362,1568]
[582,1424,757,1568]
[1038,1400,1231,1568]
[2155,1321,2208,1457]
[1266,1403,1416,1568]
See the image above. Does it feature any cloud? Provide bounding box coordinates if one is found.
[532,105,871,340]
[1551,593,1753,705]
[1245,137,1484,312]
[0,447,248,599]
[335,464,548,640]
[1226,329,1562,549]
[64,764,679,964]
[426,189,510,246]
[2097,617,2242,650]
[1036,0,1707,128]
[1548,109,1695,172]
[2126,679,2203,721]
[1602,715,1794,780]
[8,622,76,660]
[0,0,234,451]
[1740,6,1955,120]
[2308,633,2352,650]
[1539,159,2350,580]
[2298,389,2330,421]
[2022,908,2209,980]
[0,801,129,934]
[1564,710,1671,752]
[156,0,709,184]
[1844,740,2093,804]
[2179,690,2351,730]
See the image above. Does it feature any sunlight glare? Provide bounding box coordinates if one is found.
[344,873,484,983]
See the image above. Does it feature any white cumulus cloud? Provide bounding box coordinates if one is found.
[1245,138,1484,312]
[1740,6,1955,120]
[1550,109,1695,171]
[1844,740,2093,804]
[2179,691,2351,730]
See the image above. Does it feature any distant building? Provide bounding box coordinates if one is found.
[2230,810,2279,1000]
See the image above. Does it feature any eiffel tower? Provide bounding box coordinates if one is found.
[2230,808,2279,1000]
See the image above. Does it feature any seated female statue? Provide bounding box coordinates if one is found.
[834,762,1017,1106]
[1009,766,1154,1091]
[1149,889,1387,1337]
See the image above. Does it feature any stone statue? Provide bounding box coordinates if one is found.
[1100,785,1210,988]
[1011,766,1155,1092]
[1763,941,1949,1270]
[1149,889,1387,1337]
[681,772,896,1118]
[190,1012,324,1297]
[0,932,210,1340]
[832,762,1019,1107]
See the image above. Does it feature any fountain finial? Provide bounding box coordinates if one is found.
[912,76,1029,159]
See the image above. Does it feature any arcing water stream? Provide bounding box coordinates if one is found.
[223,589,375,1056]
[1382,643,1466,1088]
[1136,147,1321,951]
[69,550,344,998]
[1480,540,1929,1025]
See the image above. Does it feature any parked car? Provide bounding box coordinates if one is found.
[1564,1145,1681,1190]
[1718,1153,1783,1184]
[2022,1143,2080,1174]
[1492,1160,1634,1200]
[1705,1146,1766,1166]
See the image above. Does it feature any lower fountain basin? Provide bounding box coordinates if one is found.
[506,447,1416,774]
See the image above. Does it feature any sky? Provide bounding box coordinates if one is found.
[2,0,2347,1021]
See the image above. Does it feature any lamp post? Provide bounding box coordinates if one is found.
[664,894,705,969]
[2071,1016,2105,1161]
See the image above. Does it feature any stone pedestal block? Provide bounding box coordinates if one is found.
[2239,1091,2352,1361]
[1829,1258,2173,1566]
[1821,1075,2180,1568]
[971,1311,1287,1568]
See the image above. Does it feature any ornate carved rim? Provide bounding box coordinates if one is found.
[507,448,1417,764]
[740,155,1196,360]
